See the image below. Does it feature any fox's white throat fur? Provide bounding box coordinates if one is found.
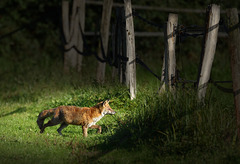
[88,114,104,127]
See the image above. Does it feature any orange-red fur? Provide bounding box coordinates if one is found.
[37,100,115,137]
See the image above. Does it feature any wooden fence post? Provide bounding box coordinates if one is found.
[62,0,74,73]
[77,0,85,73]
[62,0,84,73]
[96,0,113,83]
[124,0,136,100]
[159,13,178,93]
[197,4,220,101]
[226,8,240,141]
[167,14,178,93]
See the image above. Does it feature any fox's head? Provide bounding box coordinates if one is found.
[101,100,116,115]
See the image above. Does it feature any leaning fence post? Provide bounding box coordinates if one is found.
[226,8,240,141]
[197,4,220,101]
[124,0,136,100]
[159,13,178,94]
[96,0,113,83]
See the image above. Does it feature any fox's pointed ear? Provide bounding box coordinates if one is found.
[103,100,109,106]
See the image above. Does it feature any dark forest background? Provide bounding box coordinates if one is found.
[1,0,239,80]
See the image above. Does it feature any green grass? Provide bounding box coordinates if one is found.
[0,52,240,163]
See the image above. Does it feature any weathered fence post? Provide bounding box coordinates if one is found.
[124,0,136,100]
[62,0,74,73]
[77,0,85,73]
[226,8,240,141]
[197,4,220,101]
[96,0,113,83]
[62,0,85,73]
[167,14,178,93]
[159,13,178,94]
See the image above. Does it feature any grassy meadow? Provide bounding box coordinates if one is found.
[0,41,240,164]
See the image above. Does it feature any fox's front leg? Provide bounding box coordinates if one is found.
[82,126,88,137]
[89,125,102,134]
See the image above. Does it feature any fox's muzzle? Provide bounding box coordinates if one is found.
[111,110,116,115]
[105,108,116,115]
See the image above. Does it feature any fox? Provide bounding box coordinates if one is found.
[37,100,116,137]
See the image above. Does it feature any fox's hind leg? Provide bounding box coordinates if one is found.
[57,123,68,135]
[40,118,61,133]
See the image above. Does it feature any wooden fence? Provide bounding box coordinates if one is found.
[61,0,240,101]
[61,0,240,140]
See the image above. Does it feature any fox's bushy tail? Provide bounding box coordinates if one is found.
[37,108,55,130]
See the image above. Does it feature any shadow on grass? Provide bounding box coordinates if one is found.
[86,113,164,162]
[85,96,206,162]
[0,107,27,118]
